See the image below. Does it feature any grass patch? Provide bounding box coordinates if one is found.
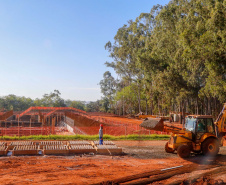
[0,134,170,141]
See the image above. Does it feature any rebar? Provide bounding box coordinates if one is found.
[13,145,37,150]
[10,141,34,146]
[70,145,94,150]
[97,145,118,149]
[68,141,90,145]
[43,145,68,150]
[40,141,63,145]
[0,146,6,151]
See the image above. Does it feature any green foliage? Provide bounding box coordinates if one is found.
[0,94,34,111]
[0,90,67,111]
[65,100,85,111]
[99,71,117,112]
[0,134,170,141]
[34,90,66,107]
[85,101,102,112]
[101,0,226,115]
[99,71,116,98]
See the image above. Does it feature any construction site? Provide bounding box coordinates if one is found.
[0,106,167,136]
[0,105,225,185]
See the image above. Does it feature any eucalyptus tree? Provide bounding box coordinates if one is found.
[101,0,225,115]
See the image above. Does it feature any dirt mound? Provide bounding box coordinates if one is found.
[88,112,118,117]
[66,113,103,127]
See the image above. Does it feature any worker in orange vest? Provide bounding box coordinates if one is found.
[99,124,103,145]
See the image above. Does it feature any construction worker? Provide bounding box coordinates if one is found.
[197,120,206,132]
[99,124,103,145]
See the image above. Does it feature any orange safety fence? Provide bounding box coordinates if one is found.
[0,126,62,136]
[74,125,168,136]
[0,124,168,136]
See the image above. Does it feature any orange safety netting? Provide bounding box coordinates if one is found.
[0,126,57,136]
[17,107,87,118]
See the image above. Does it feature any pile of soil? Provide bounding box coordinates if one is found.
[88,112,118,117]
[67,113,103,127]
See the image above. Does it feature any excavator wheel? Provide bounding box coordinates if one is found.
[165,142,174,153]
[202,138,219,156]
[177,144,190,158]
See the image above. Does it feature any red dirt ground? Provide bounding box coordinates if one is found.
[0,155,192,185]
[0,140,225,185]
[91,115,143,125]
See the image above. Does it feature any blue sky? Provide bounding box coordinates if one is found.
[0,0,170,101]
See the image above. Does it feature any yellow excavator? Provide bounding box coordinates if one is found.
[140,103,226,158]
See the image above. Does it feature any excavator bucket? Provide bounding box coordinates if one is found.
[140,117,164,131]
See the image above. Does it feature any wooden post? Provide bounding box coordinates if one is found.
[30,118,31,135]
[52,117,55,134]
[18,116,20,137]
[57,113,58,124]
[5,120,7,136]
[41,119,43,135]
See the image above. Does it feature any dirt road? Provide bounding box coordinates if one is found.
[0,140,225,185]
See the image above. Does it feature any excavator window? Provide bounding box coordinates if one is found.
[195,118,215,140]
[185,117,196,132]
[206,118,215,134]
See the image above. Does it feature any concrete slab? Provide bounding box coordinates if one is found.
[95,145,122,155]
[12,146,38,156]
[69,145,96,154]
[0,146,8,156]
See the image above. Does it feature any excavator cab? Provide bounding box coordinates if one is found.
[185,116,216,141]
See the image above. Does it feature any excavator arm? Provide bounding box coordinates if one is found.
[140,117,183,134]
[215,103,226,135]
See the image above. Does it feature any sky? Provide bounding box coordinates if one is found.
[0,0,170,101]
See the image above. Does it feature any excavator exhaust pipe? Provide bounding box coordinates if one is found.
[140,117,164,131]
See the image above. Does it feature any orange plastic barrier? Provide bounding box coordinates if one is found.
[0,126,57,136]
